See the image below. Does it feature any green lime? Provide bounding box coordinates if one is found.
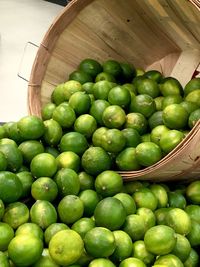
[159,130,185,154]
[94,197,126,230]
[129,94,156,118]
[74,114,97,139]
[18,140,44,164]
[79,189,100,217]
[116,147,141,171]
[141,133,151,142]
[168,191,186,209]
[0,138,17,147]
[154,207,173,225]
[148,111,163,129]
[108,86,131,108]
[6,122,23,144]
[114,192,136,215]
[82,82,94,94]
[0,199,5,220]
[74,247,94,267]
[81,147,111,176]
[3,202,29,229]
[0,151,7,171]
[15,222,43,240]
[162,95,183,109]
[79,58,102,77]
[101,128,126,153]
[95,72,116,82]
[0,171,22,203]
[123,181,145,194]
[30,153,57,178]
[30,200,57,229]
[135,142,162,167]
[63,80,83,101]
[144,70,163,82]
[43,119,63,146]
[69,91,91,115]
[89,100,110,126]
[92,127,108,147]
[93,80,114,100]
[186,180,200,204]
[58,195,84,224]
[71,217,95,239]
[49,229,84,266]
[103,59,122,78]
[111,230,133,262]
[132,240,155,265]
[41,102,56,120]
[133,187,158,211]
[137,78,160,98]
[185,204,200,223]
[44,223,69,245]
[186,219,200,247]
[16,171,34,198]
[17,115,44,140]
[31,177,58,202]
[154,96,164,111]
[119,257,146,267]
[84,227,116,257]
[188,108,200,128]
[32,248,60,267]
[136,207,156,231]
[159,77,183,96]
[0,143,23,172]
[89,258,116,267]
[184,77,200,96]
[59,132,88,156]
[122,83,137,96]
[44,147,60,158]
[144,225,176,255]
[166,208,191,235]
[51,82,82,105]
[102,105,126,129]
[95,170,123,197]
[179,101,199,114]
[54,168,80,197]
[172,233,191,262]
[162,104,189,129]
[149,184,168,208]
[121,128,141,147]
[154,254,184,267]
[185,89,200,107]
[122,214,146,241]
[184,248,199,267]
[135,68,145,76]
[52,103,76,129]
[150,125,170,146]
[125,113,148,135]
[0,222,14,251]
[0,251,10,267]
[69,70,93,84]
[8,234,43,266]
[56,151,80,172]
[120,62,136,82]
[0,126,7,139]
[78,171,94,191]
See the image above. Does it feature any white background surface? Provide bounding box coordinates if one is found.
[0,0,63,122]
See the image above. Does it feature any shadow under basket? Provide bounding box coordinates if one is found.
[28,0,200,182]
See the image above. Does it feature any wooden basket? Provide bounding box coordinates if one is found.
[28,0,200,182]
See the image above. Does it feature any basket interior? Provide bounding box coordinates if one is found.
[28,0,200,114]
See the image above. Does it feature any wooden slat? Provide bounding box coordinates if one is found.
[170,49,200,86]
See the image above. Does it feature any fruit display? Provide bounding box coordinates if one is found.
[0,58,200,266]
